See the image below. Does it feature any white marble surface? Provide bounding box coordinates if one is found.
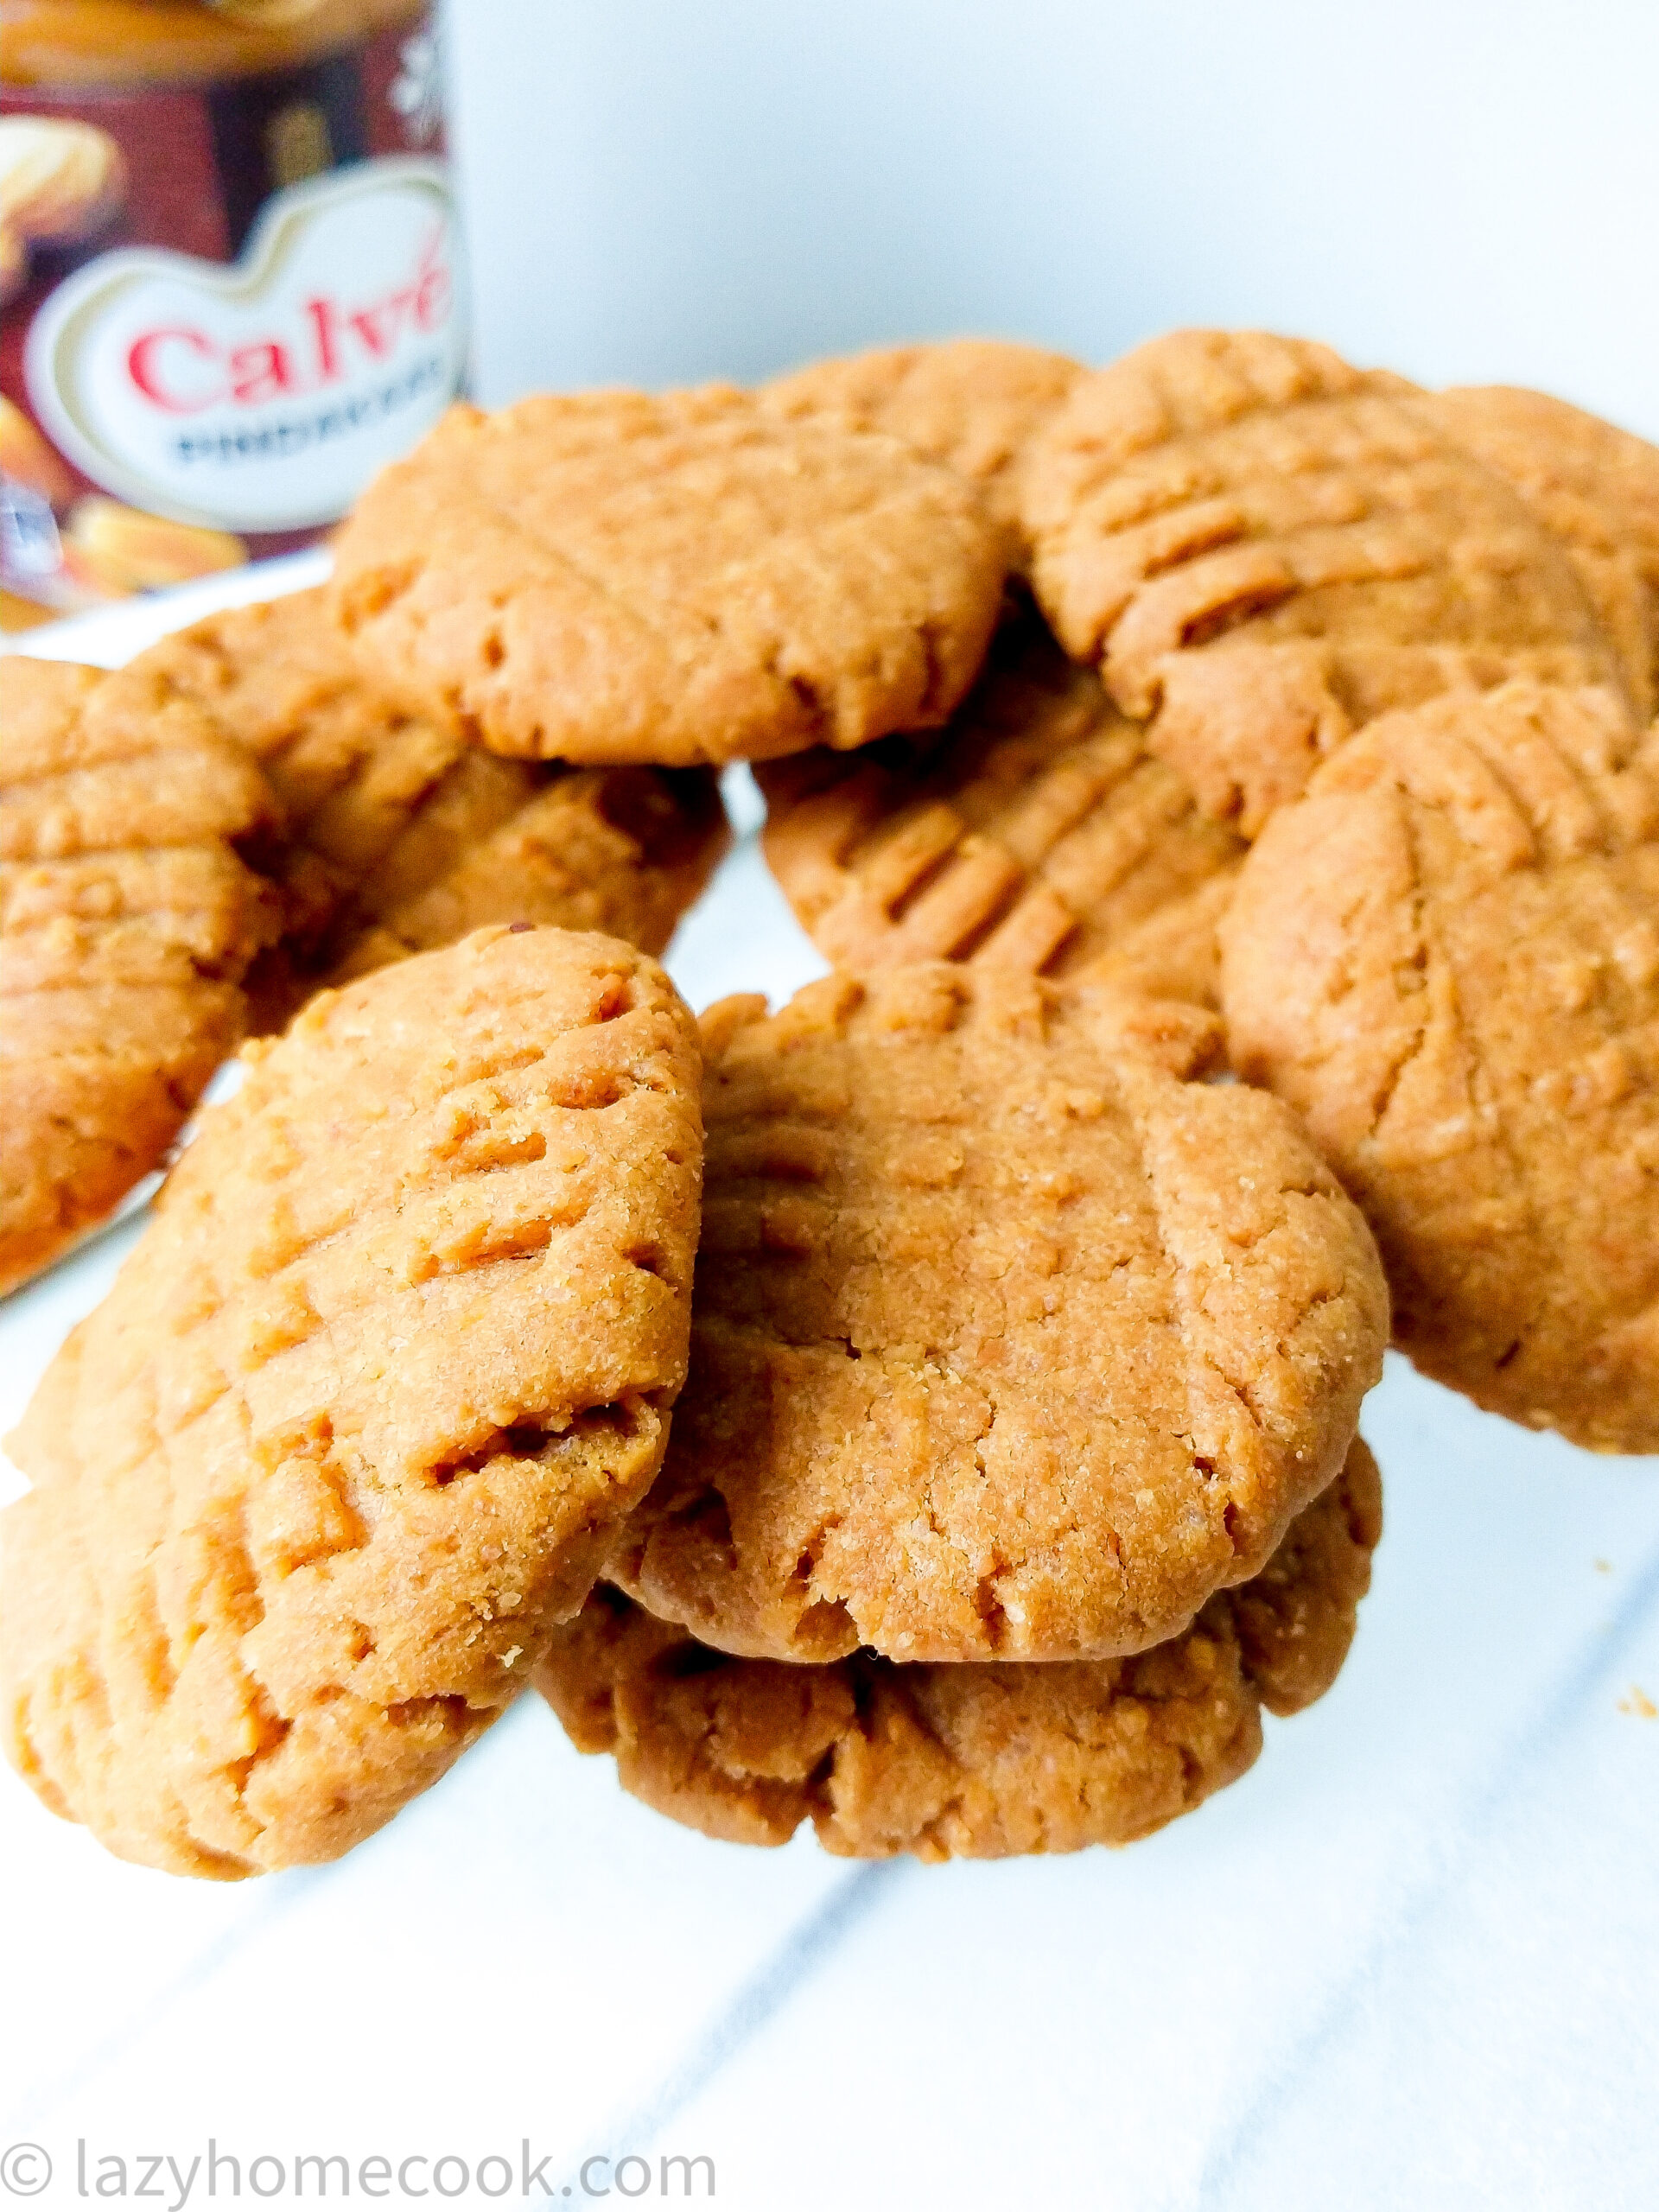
[2,569,1656,2210]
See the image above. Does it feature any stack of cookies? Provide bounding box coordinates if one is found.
[2,327,1655,1878]
[0,598,730,1296]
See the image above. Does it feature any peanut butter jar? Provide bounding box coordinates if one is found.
[0,0,462,627]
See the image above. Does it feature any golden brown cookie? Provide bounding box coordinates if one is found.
[608,965,1388,1666]
[757,606,1243,1011]
[541,1440,1382,1859]
[1424,385,1659,721]
[331,387,1007,767]
[134,591,729,1014]
[321,762,728,984]
[0,926,704,1876]
[1221,680,1659,1452]
[760,338,1084,558]
[1021,329,1625,835]
[1,654,278,1296]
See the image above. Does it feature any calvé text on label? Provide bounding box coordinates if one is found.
[125,223,451,415]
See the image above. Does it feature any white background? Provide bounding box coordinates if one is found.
[3,6,1658,2208]
[446,0,1659,438]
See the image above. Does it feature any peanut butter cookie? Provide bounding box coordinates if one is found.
[331,387,1007,767]
[135,591,728,1016]
[1022,329,1624,834]
[608,965,1388,1665]
[1,655,277,1296]
[542,1440,1381,1859]
[1222,679,1659,1452]
[0,925,703,1876]
[1424,385,1659,721]
[757,607,1243,1009]
[760,337,1084,558]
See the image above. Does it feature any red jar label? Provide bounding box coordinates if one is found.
[0,10,461,620]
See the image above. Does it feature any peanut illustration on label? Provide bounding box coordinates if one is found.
[0,117,126,308]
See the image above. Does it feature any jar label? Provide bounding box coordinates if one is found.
[27,156,462,533]
[0,7,453,623]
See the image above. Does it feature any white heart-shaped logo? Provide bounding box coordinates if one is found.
[26,156,465,533]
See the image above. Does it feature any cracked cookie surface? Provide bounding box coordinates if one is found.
[0,925,703,1875]
[1422,385,1659,721]
[1021,329,1624,835]
[608,964,1387,1666]
[1222,679,1659,1451]
[760,338,1084,559]
[1,655,278,1295]
[543,1440,1381,1859]
[330,387,1007,767]
[135,590,728,1021]
[758,605,1243,1011]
